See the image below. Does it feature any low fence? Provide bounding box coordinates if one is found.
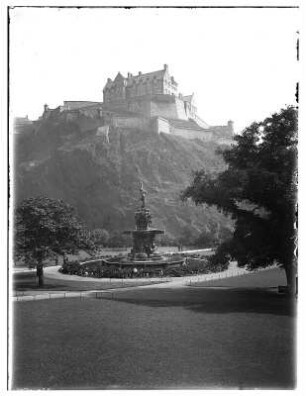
[185,268,248,286]
[12,291,87,302]
[185,264,279,286]
[12,290,119,302]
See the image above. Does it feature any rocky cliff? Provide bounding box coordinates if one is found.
[13,116,233,242]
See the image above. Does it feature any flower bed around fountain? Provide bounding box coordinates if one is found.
[59,253,222,279]
[59,184,220,279]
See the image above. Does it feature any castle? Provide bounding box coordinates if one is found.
[34,65,234,142]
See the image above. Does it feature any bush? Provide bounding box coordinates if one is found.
[60,261,81,275]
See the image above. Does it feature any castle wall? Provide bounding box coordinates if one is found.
[184,104,197,119]
[148,95,188,120]
[111,115,150,131]
[169,125,213,141]
[192,114,210,129]
[105,94,191,121]
[127,98,152,117]
[149,99,177,119]
[154,117,170,134]
[175,97,188,120]
[63,101,101,111]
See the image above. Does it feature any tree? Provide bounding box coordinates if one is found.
[91,228,110,249]
[195,223,233,249]
[177,226,198,248]
[182,106,297,293]
[15,196,93,286]
[107,231,130,248]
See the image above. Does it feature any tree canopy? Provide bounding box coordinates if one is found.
[182,106,297,290]
[15,196,94,284]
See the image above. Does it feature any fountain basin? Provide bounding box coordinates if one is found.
[103,257,184,267]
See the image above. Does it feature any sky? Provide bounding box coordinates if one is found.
[9,7,299,133]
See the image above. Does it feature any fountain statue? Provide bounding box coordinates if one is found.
[103,182,184,274]
[125,182,164,259]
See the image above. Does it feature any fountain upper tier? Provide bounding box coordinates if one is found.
[124,183,164,258]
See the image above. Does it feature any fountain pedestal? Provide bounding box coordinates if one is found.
[104,183,184,272]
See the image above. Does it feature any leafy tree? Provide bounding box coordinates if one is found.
[107,231,130,248]
[195,224,233,249]
[159,233,176,247]
[15,196,94,286]
[182,106,297,293]
[91,228,109,248]
[177,226,199,248]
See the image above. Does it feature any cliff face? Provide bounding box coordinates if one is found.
[14,116,232,241]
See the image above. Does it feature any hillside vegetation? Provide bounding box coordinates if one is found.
[14,116,233,243]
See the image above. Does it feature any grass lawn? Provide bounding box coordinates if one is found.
[12,286,295,389]
[13,271,164,293]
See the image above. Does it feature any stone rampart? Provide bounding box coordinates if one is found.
[193,114,210,129]
[62,101,102,111]
[169,125,213,141]
[153,117,170,134]
[148,95,187,120]
[111,115,151,131]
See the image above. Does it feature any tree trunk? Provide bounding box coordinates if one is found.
[284,261,297,296]
[36,262,44,287]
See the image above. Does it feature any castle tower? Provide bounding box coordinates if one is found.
[227,120,234,134]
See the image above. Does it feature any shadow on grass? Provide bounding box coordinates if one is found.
[110,287,296,317]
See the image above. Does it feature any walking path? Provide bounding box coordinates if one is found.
[12,262,281,302]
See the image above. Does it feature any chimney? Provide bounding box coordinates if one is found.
[138,71,142,76]
[107,78,112,83]
[44,104,49,112]
[164,64,168,71]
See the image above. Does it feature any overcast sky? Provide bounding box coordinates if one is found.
[10,7,298,133]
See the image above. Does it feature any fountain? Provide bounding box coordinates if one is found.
[103,183,185,274]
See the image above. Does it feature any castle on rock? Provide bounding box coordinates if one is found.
[36,65,234,142]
